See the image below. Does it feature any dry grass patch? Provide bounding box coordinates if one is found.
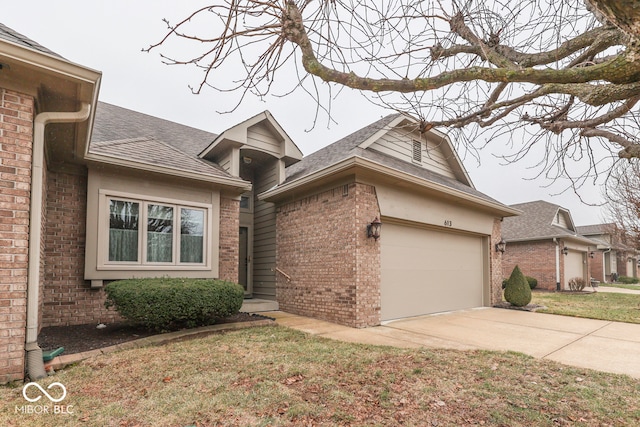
[532,291,640,324]
[2,325,639,426]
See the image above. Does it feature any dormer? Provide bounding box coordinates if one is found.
[553,208,576,232]
[199,111,303,185]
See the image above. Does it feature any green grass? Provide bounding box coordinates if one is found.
[532,291,640,323]
[599,282,640,291]
[2,326,640,426]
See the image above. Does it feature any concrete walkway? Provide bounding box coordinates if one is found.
[594,286,640,295]
[270,308,640,379]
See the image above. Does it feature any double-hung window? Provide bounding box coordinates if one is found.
[107,196,206,266]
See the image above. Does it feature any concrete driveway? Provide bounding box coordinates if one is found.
[270,308,640,379]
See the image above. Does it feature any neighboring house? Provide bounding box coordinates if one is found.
[501,201,596,291]
[0,24,518,383]
[576,224,638,281]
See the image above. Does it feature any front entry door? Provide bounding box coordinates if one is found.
[238,227,251,295]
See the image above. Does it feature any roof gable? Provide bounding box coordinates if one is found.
[357,115,472,186]
[199,111,303,166]
[502,200,592,243]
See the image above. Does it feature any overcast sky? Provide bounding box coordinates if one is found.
[5,1,609,225]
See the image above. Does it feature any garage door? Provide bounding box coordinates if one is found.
[380,223,485,321]
[564,251,585,289]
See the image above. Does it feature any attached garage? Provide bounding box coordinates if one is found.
[380,222,487,321]
[564,250,586,289]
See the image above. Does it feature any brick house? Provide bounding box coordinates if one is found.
[576,224,639,282]
[501,201,596,291]
[0,24,518,383]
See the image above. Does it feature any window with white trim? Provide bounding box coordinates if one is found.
[107,197,206,266]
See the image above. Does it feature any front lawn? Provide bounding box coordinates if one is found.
[532,291,640,324]
[2,326,640,426]
[599,282,640,291]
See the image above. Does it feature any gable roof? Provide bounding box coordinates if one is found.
[199,110,303,166]
[262,114,518,215]
[502,200,594,244]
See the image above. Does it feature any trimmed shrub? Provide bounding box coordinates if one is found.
[525,276,538,290]
[104,278,244,330]
[618,275,640,284]
[503,276,538,290]
[504,265,532,307]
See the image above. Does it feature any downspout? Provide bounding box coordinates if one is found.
[26,103,92,380]
[602,248,611,283]
[553,238,561,291]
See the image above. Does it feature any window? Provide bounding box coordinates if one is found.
[106,196,207,266]
[412,140,422,163]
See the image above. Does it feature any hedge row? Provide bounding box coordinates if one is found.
[104,278,244,330]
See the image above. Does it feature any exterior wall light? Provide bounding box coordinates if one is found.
[563,246,569,255]
[495,239,506,253]
[367,217,382,240]
[589,251,595,259]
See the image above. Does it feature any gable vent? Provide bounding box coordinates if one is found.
[412,140,422,163]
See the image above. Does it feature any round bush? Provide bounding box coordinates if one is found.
[104,278,244,330]
[525,276,538,290]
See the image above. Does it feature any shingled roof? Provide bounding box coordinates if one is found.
[0,23,62,58]
[89,102,232,180]
[282,114,505,206]
[91,102,218,158]
[502,200,594,244]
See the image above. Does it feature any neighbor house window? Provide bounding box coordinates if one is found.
[106,196,207,266]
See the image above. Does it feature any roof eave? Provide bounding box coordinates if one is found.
[85,152,252,191]
[260,155,519,217]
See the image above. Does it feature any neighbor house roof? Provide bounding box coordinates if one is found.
[0,22,62,58]
[575,223,615,236]
[273,114,513,212]
[502,200,594,244]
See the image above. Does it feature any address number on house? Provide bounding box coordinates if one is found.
[444,220,453,227]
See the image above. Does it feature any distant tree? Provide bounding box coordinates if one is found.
[604,163,640,250]
[147,0,640,186]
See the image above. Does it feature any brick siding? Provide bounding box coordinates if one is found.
[0,89,33,383]
[218,197,239,283]
[42,169,120,326]
[503,240,561,291]
[490,218,504,305]
[276,182,381,328]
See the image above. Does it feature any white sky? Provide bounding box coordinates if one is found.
[5,1,608,225]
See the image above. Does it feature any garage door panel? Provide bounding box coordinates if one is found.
[381,223,485,321]
[564,251,585,289]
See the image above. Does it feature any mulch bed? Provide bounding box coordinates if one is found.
[38,313,273,355]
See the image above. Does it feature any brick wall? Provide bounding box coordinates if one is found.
[42,169,119,326]
[503,240,559,291]
[490,218,503,305]
[218,197,239,283]
[276,182,381,328]
[590,251,604,283]
[0,89,33,383]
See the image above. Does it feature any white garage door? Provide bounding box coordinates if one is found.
[380,223,485,321]
[564,251,585,289]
